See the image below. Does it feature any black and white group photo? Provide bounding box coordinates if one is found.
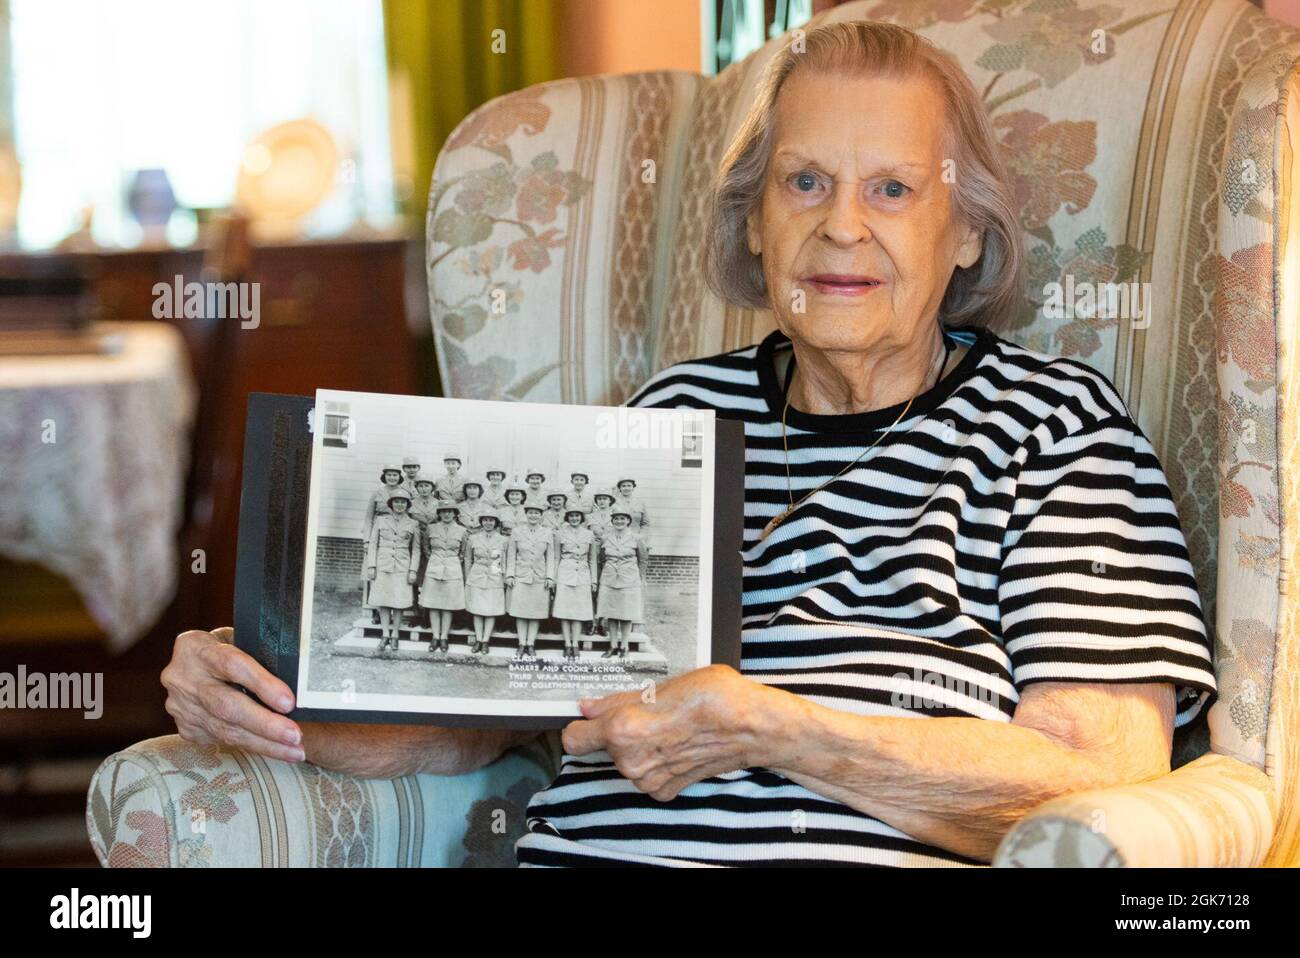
[295,389,716,718]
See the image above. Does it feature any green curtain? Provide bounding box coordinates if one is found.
[383,0,563,220]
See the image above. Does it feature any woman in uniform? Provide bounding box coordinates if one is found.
[542,490,568,531]
[458,480,496,531]
[522,469,547,509]
[407,476,440,625]
[365,488,420,652]
[483,469,509,510]
[362,464,405,543]
[435,452,466,503]
[587,489,615,543]
[362,464,407,622]
[586,489,616,637]
[613,478,649,530]
[420,502,467,653]
[595,509,649,660]
[506,504,555,659]
[565,471,594,515]
[553,508,598,661]
[498,484,528,535]
[463,512,507,654]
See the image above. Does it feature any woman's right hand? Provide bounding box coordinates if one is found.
[161,627,305,763]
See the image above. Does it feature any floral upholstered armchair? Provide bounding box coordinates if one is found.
[90,0,1300,867]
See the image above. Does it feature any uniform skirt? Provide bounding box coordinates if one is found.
[419,574,464,611]
[369,571,413,609]
[465,583,505,616]
[596,580,642,621]
[508,580,550,619]
[552,583,593,620]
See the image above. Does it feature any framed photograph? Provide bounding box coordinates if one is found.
[234,391,745,728]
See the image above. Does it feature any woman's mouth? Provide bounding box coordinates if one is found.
[803,274,884,296]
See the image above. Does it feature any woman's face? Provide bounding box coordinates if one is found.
[445,461,460,474]
[745,70,980,354]
[507,491,524,505]
[527,476,542,488]
[391,499,409,514]
[617,481,633,495]
[416,482,434,498]
[612,515,630,529]
[439,509,455,523]
[465,486,481,501]
[527,510,541,526]
[383,471,401,485]
[566,513,582,526]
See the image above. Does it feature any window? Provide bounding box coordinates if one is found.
[6,0,395,250]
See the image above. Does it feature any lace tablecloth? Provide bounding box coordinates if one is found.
[0,322,196,652]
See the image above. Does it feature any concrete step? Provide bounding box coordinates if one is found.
[330,628,668,672]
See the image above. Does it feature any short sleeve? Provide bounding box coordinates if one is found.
[998,414,1217,727]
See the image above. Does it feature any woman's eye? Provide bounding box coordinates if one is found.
[791,172,819,192]
[879,179,909,199]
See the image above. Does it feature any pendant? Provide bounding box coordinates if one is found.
[759,507,792,542]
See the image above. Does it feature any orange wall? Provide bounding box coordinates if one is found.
[561,0,701,77]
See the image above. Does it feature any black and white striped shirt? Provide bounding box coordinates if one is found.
[516,323,1217,867]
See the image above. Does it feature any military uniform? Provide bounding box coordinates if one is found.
[506,522,555,619]
[564,487,595,515]
[553,522,597,620]
[523,484,548,509]
[435,473,466,503]
[419,517,467,610]
[596,527,649,621]
[366,512,420,608]
[362,480,404,542]
[464,527,508,616]
[458,498,498,531]
[483,479,509,510]
[613,492,649,529]
[542,500,568,531]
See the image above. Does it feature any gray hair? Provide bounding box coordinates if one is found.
[706,20,1024,332]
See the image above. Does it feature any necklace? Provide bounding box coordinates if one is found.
[759,331,955,542]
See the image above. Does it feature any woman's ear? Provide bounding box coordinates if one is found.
[745,209,762,256]
[955,223,982,270]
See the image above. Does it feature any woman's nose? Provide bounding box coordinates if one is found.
[819,183,873,246]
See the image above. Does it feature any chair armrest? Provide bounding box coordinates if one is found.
[87,731,563,867]
[992,753,1275,867]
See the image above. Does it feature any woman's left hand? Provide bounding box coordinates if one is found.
[563,664,783,801]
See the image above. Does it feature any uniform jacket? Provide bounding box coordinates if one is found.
[435,474,466,502]
[457,498,498,530]
[464,530,508,587]
[507,524,556,585]
[362,483,404,539]
[555,525,597,586]
[424,521,467,579]
[366,513,420,575]
[599,529,648,587]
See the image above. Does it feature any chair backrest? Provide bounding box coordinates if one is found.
[427,0,1300,832]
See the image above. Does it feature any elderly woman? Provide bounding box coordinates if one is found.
[161,21,1216,866]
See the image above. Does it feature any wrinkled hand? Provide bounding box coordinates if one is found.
[161,627,304,763]
[562,664,778,801]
